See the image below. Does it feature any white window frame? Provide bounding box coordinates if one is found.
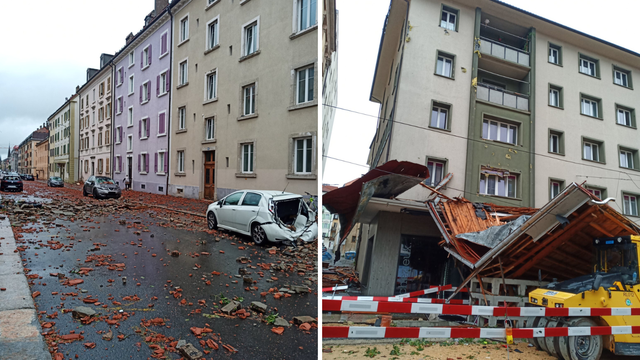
[436,55,453,78]
[140,152,148,174]
[624,194,639,217]
[115,155,121,173]
[241,17,260,57]
[179,14,189,43]
[159,70,168,96]
[620,149,634,169]
[482,119,518,145]
[550,181,562,200]
[179,60,188,85]
[549,133,559,153]
[157,150,166,175]
[141,117,149,139]
[157,110,167,136]
[128,51,134,68]
[178,107,186,130]
[127,134,133,153]
[142,81,150,103]
[241,143,254,173]
[294,137,312,174]
[549,47,559,64]
[440,8,457,31]
[581,98,598,117]
[549,88,560,107]
[243,83,256,116]
[296,0,317,32]
[117,67,123,87]
[206,16,220,50]
[431,105,448,130]
[127,106,134,127]
[617,108,632,127]
[614,69,629,87]
[128,74,135,95]
[479,172,517,198]
[426,160,445,187]
[142,45,150,69]
[177,150,185,173]
[205,117,215,140]
[205,70,218,101]
[117,96,123,115]
[583,141,600,162]
[296,65,314,104]
[580,58,596,76]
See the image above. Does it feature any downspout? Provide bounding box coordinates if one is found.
[109,61,115,180]
[165,6,174,196]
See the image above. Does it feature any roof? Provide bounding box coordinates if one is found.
[322,185,338,193]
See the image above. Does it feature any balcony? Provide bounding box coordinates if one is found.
[477,83,529,112]
[479,37,529,67]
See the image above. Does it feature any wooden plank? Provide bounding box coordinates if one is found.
[589,222,614,237]
[419,182,453,200]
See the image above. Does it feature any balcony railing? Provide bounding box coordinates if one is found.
[479,37,529,67]
[477,83,529,111]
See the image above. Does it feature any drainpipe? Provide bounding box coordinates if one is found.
[165,6,174,196]
[109,61,115,180]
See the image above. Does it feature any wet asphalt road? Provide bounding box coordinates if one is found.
[14,197,317,359]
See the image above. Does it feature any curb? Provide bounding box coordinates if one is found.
[0,216,51,360]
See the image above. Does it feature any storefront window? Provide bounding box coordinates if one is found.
[394,235,448,295]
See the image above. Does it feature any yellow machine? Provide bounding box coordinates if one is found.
[528,235,640,359]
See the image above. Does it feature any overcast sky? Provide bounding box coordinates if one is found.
[0,0,154,157]
[324,0,640,187]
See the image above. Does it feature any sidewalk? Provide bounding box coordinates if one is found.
[0,214,51,360]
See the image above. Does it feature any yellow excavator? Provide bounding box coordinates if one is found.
[528,235,640,359]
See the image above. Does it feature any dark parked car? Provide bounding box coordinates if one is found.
[83,176,121,199]
[47,177,64,187]
[24,174,34,181]
[1,175,23,192]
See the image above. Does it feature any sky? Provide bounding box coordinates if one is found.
[323,0,640,187]
[0,0,155,157]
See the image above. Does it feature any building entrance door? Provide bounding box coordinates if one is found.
[203,151,215,200]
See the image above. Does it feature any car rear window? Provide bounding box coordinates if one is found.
[6,176,19,181]
[242,192,262,206]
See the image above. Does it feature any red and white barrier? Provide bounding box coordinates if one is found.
[322,296,469,305]
[323,299,640,317]
[322,285,349,292]
[323,325,640,339]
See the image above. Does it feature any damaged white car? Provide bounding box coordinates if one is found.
[206,190,318,245]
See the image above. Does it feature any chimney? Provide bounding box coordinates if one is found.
[155,0,169,14]
[76,85,80,93]
[126,32,134,44]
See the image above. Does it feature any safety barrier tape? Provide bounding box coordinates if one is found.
[323,325,640,339]
[322,296,469,305]
[323,299,640,317]
[322,285,349,292]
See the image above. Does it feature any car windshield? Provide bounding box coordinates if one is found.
[96,177,115,185]
[51,177,61,181]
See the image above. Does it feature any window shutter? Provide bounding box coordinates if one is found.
[156,75,160,96]
[140,51,143,68]
[147,84,150,101]
[148,45,152,65]
[162,33,167,54]
[154,153,158,173]
[139,85,143,103]
[139,120,141,138]
[146,155,149,173]
[159,113,165,134]
[164,152,168,173]
[138,154,140,171]
[119,157,122,173]
[119,127,123,142]
[146,118,150,137]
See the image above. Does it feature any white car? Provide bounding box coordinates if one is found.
[206,190,318,245]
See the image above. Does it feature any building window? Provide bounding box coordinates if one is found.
[579,54,599,77]
[243,84,256,116]
[128,107,134,126]
[117,97,123,114]
[430,103,450,130]
[129,75,135,94]
[117,68,123,86]
[296,66,314,104]
[105,103,111,119]
[549,130,564,155]
[550,179,564,200]
[99,82,104,97]
[206,71,217,101]
[243,21,258,56]
[179,61,188,85]
[105,130,110,145]
[178,107,186,130]
[142,46,150,68]
[177,151,185,173]
[426,159,446,187]
[548,43,562,65]
[616,105,635,127]
[583,139,604,163]
[205,117,215,140]
[160,31,168,57]
[157,151,166,174]
[440,5,458,31]
[141,118,149,139]
[623,193,639,217]
[159,71,168,95]
[479,167,517,198]
[207,18,219,50]
[482,118,517,145]
[294,138,312,174]
[586,187,605,199]
[127,135,133,152]
[129,51,134,67]
[297,0,317,32]
[142,82,149,103]
[180,16,189,42]
[140,153,148,173]
[614,67,631,88]
[620,148,638,170]
[436,52,454,78]
[580,95,601,118]
[549,84,563,108]
[242,143,254,173]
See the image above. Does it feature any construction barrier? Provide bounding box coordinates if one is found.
[322,296,469,304]
[322,285,348,292]
[323,325,640,339]
[323,299,640,317]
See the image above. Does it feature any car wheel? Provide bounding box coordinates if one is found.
[207,212,218,230]
[251,223,267,245]
[93,189,100,200]
[82,187,88,196]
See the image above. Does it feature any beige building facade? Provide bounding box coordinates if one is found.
[48,95,79,183]
[78,56,114,182]
[34,139,49,180]
[168,0,318,200]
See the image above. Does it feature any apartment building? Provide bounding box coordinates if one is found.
[322,0,338,175]
[78,55,114,182]
[34,138,49,180]
[168,0,318,200]
[19,126,49,176]
[367,0,640,221]
[48,95,79,183]
[112,0,171,193]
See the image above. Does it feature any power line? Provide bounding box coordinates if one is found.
[323,103,640,180]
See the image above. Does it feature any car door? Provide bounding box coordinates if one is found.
[86,176,95,193]
[216,191,244,230]
[235,192,262,232]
